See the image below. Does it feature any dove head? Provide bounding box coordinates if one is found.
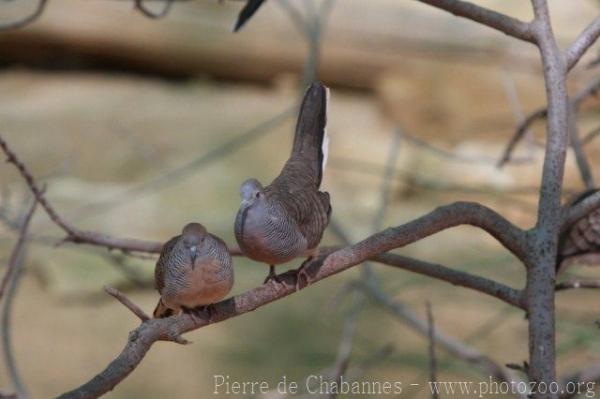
[181,223,207,260]
[240,178,264,208]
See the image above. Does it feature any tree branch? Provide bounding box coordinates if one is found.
[527,0,568,390]
[414,0,535,43]
[0,134,238,255]
[373,253,525,309]
[57,198,529,398]
[565,16,600,72]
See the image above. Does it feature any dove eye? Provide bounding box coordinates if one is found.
[255,192,261,199]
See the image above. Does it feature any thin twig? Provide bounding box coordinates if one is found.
[1,203,35,399]
[0,0,47,31]
[565,16,600,72]
[582,125,600,146]
[103,286,150,322]
[426,302,438,399]
[329,310,358,399]
[414,0,535,43]
[498,78,600,167]
[0,199,37,301]
[497,108,546,167]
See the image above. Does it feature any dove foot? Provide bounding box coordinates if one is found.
[263,265,282,285]
[294,257,313,290]
[184,304,216,321]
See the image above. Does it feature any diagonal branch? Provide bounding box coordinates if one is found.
[414,0,535,43]
[373,253,525,309]
[0,134,217,255]
[565,16,600,72]
[57,197,529,398]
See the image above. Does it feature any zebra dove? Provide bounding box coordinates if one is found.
[558,189,600,272]
[153,223,234,318]
[234,82,332,285]
[233,0,265,32]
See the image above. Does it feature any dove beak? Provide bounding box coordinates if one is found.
[190,246,197,267]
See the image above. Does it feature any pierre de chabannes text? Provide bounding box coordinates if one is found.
[214,375,596,397]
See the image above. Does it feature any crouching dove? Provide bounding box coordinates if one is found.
[234,82,332,286]
[557,189,600,273]
[154,223,234,318]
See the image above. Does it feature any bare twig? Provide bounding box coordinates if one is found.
[0,134,221,255]
[498,79,600,167]
[565,16,600,72]
[103,286,150,322]
[426,302,438,399]
[374,253,524,309]
[0,199,37,302]
[0,0,47,31]
[497,108,546,167]
[329,310,358,399]
[1,204,34,399]
[582,125,600,146]
[414,0,535,43]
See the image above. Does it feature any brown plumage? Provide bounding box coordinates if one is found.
[557,189,600,272]
[234,82,332,283]
[154,223,234,318]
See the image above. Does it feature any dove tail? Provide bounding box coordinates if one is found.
[292,82,329,187]
[153,298,174,318]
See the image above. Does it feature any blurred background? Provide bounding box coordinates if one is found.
[0,0,599,397]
